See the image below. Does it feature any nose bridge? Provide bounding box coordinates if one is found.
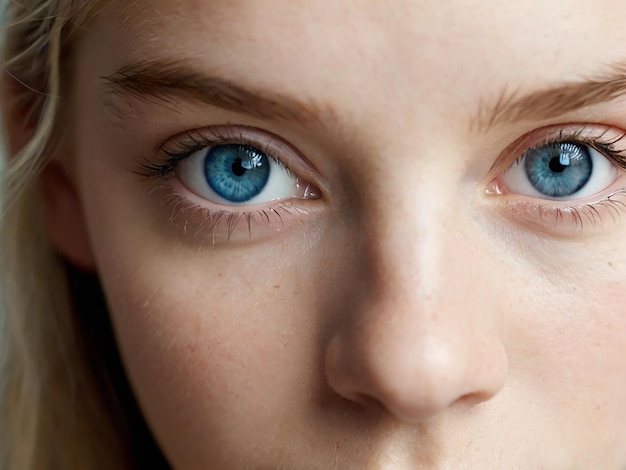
[364,193,492,361]
[346,127,478,313]
[365,185,478,319]
[325,187,508,422]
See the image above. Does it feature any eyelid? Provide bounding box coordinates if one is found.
[488,123,626,179]
[159,125,323,188]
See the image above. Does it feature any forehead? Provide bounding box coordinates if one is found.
[86,0,626,134]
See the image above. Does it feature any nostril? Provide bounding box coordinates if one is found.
[456,391,488,408]
[350,393,386,413]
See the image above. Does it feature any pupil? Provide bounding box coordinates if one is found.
[548,157,567,173]
[231,159,247,177]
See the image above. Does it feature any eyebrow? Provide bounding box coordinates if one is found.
[102,59,336,126]
[104,59,626,132]
[475,63,626,132]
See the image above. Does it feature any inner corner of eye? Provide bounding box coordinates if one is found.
[299,180,321,199]
[485,178,505,195]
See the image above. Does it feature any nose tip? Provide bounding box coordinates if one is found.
[325,331,507,423]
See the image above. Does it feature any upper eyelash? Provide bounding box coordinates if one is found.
[510,126,626,171]
[143,124,626,180]
[135,128,284,179]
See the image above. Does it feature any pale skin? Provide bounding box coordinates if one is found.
[38,0,626,467]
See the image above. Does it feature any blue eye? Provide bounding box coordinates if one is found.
[204,145,270,203]
[177,143,304,206]
[501,141,617,200]
[525,142,591,197]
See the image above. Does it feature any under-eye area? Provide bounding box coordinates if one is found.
[152,187,309,243]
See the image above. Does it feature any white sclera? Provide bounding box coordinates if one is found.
[501,145,617,200]
[177,147,301,206]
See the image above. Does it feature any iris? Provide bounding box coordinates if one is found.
[524,142,592,197]
[204,144,271,203]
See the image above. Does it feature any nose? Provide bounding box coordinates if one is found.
[326,325,507,422]
[324,208,508,423]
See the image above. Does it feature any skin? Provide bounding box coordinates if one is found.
[42,0,626,467]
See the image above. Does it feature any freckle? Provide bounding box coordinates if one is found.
[218,272,223,277]
[608,261,613,267]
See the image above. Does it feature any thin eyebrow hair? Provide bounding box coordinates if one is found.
[475,63,626,132]
[102,59,336,126]
[104,59,626,133]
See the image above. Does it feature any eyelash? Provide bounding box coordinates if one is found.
[138,127,283,177]
[137,127,316,242]
[507,127,626,170]
[492,125,626,230]
[139,123,626,242]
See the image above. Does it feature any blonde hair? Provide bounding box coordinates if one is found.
[0,1,164,468]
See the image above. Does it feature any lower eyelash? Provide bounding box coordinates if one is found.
[509,188,626,232]
[574,191,626,228]
[152,184,298,243]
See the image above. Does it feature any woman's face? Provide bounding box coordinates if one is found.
[60,0,626,467]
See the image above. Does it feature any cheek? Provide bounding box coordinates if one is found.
[92,231,330,453]
[77,160,349,464]
[506,249,626,447]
